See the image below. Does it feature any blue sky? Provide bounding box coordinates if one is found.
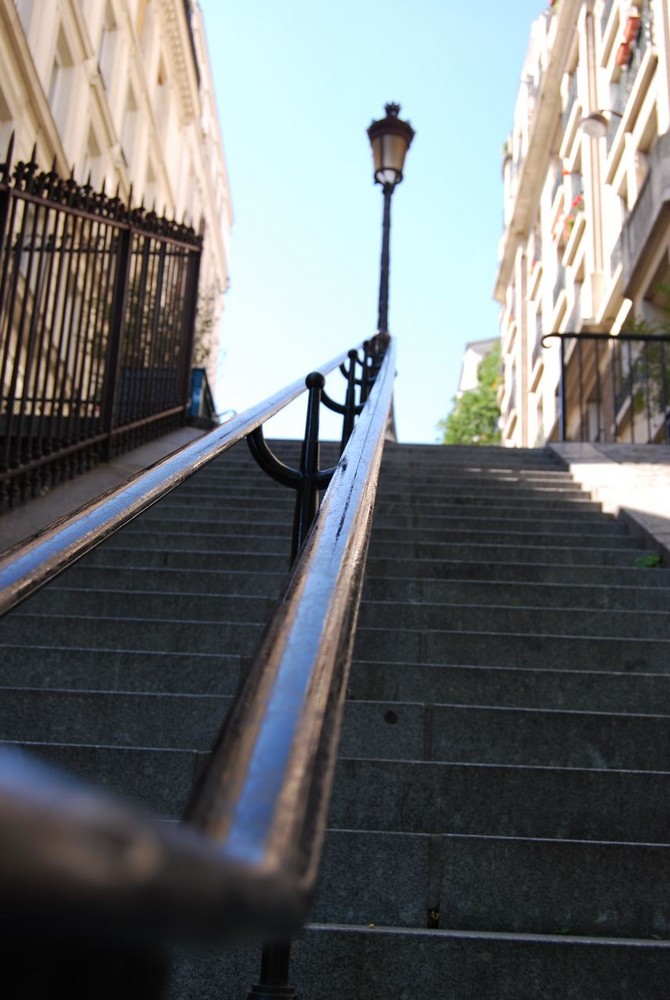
[199,0,545,442]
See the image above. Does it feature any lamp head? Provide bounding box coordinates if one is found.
[367,103,415,186]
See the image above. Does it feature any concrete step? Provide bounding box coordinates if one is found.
[0,646,241,694]
[123,517,291,537]
[372,505,619,527]
[375,492,603,511]
[375,485,591,503]
[53,565,288,597]
[312,829,670,938]
[416,702,670,770]
[379,444,556,466]
[0,688,232,751]
[102,529,291,555]
[329,757,670,843]
[22,741,670,844]
[364,556,670,587]
[363,575,670,610]
[6,681,665,770]
[35,579,668,627]
[175,924,670,1000]
[370,525,638,550]
[376,475,584,494]
[358,598,670,639]
[0,690,423,762]
[0,614,264,655]
[366,540,649,566]
[354,625,670,671]
[78,547,289,574]
[349,660,670,714]
[138,497,295,518]
[17,587,275,623]
[13,741,203,817]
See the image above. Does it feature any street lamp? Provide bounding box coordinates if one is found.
[367,102,414,335]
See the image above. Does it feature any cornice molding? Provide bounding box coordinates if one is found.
[156,0,198,126]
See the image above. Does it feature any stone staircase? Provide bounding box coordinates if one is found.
[2,440,670,997]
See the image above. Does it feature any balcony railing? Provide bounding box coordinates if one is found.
[615,5,654,114]
[600,0,617,34]
[562,71,579,132]
[542,331,670,442]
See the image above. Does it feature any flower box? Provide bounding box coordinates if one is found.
[623,7,641,43]
[616,41,632,66]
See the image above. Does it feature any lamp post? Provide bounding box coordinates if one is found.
[367,103,414,335]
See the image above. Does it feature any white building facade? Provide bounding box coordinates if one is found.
[494,0,670,446]
[0,0,232,388]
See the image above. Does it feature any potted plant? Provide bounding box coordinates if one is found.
[564,193,584,240]
[616,40,632,66]
[623,5,641,43]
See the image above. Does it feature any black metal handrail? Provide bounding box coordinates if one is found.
[0,338,396,962]
[0,347,351,614]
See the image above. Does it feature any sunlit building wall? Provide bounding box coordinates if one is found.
[0,0,232,388]
[494,0,670,447]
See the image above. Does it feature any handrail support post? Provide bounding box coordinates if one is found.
[248,940,296,1000]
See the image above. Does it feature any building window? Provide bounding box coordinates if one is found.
[121,84,139,172]
[82,127,103,188]
[47,29,75,135]
[98,2,118,91]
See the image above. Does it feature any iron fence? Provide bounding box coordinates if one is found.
[0,137,202,508]
[542,331,670,443]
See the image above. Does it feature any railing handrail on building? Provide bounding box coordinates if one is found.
[0,337,396,959]
[543,330,670,443]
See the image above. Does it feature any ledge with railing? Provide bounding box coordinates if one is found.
[542,330,670,443]
[0,331,395,998]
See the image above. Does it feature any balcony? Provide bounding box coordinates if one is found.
[613,6,655,121]
[600,0,617,36]
[562,196,586,267]
[622,131,670,297]
[562,71,579,133]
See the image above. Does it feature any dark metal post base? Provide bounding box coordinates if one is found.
[247,941,297,1000]
[247,986,297,999]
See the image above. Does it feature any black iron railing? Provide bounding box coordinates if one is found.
[543,331,670,442]
[0,137,202,509]
[0,333,395,997]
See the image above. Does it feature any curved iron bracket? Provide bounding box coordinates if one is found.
[247,426,301,489]
[247,372,338,564]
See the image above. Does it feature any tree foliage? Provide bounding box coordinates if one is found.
[437,343,501,445]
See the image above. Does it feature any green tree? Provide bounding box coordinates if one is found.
[437,343,501,445]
